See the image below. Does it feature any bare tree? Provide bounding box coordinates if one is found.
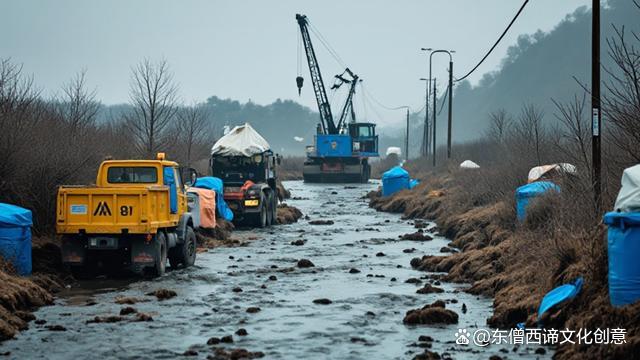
[511,104,546,165]
[56,70,100,135]
[486,108,513,143]
[0,59,41,188]
[175,104,210,167]
[603,24,640,165]
[127,58,179,157]
[552,94,591,174]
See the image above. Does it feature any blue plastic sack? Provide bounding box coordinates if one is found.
[382,166,410,196]
[515,181,560,221]
[409,179,420,189]
[604,212,640,306]
[537,277,583,323]
[194,177,234,221]
[0,203,33,275]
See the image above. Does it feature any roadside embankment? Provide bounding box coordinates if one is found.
[369,170,640,359]
[0,238,69,341]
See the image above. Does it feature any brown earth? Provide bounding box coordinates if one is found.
[0,238,68,341]
[370,171,640,359]
[276,204,303,225]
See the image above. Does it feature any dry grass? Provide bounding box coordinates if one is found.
[370,163,637,358]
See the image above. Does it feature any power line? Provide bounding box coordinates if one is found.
[437,83,450,115]
[456,0,530,82]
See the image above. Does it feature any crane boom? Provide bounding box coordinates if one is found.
[296,14,338,135]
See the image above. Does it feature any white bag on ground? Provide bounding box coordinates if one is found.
[460,160,480,169]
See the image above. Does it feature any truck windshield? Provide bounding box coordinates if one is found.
[211,156,265,184]
[107,167,157,183]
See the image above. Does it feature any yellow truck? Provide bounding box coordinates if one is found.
[56,153,198,277]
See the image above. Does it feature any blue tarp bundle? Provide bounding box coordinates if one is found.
[604,212,640,306]
[193,177,234,221]
[0,203,32,275]
[537,277,583,323]
[515,181,560,221]
[382,166,410,197]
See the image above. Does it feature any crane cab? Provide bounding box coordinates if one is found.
[349,122,378,157]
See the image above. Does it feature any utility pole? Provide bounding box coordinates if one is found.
[426,49,454,165]
[447,61,454,159]
[420,48,433,158]
[432,78,437,167]
[419,78,430,158]
[405,108,410,161]
[592,0,601,214]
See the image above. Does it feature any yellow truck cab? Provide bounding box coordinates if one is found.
[56,153,197,276]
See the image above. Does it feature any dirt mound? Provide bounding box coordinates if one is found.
[147,289,177,300]
[276,204,303,224]
[210,347,265,359]
[296,259,315,268]
[416,284,444,294]
[403,301,458,325]
[308,219,334,225]
[196,219,235,248]
[400,232,433,241]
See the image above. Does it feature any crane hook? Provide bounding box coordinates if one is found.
[296,76,304,96]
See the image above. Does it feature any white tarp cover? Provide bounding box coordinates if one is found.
[460,160,480,169]
[527,163,577,183]
[614,164,640,212]
[386,147,402,156]
[211,123,270,157]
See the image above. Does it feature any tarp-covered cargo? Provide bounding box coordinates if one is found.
[187,188,217,229]
[0,203,32,275]
[193,177,234,221]
[211,123,270,157]
[614,164,640,213]
[382,166,410,197]
[527,163,576,183]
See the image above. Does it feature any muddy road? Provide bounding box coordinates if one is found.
[1,181,550,359]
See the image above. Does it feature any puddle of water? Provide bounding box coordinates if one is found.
[0,180,552,359]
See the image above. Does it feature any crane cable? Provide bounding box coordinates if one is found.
[307,21,347,69]
[456,0,530,82]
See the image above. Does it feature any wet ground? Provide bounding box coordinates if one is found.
[1,181,552,359]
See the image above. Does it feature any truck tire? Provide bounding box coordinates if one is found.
[151,232,167,277]
[169,227,196,269]
[247,193,269,228]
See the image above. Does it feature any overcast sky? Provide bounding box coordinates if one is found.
[3,0,590,126]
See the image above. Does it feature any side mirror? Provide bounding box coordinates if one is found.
[276,155,282,166]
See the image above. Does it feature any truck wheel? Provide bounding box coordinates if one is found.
[152,232,167,277]
[254,194,267,228]
[169,227,196,269]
